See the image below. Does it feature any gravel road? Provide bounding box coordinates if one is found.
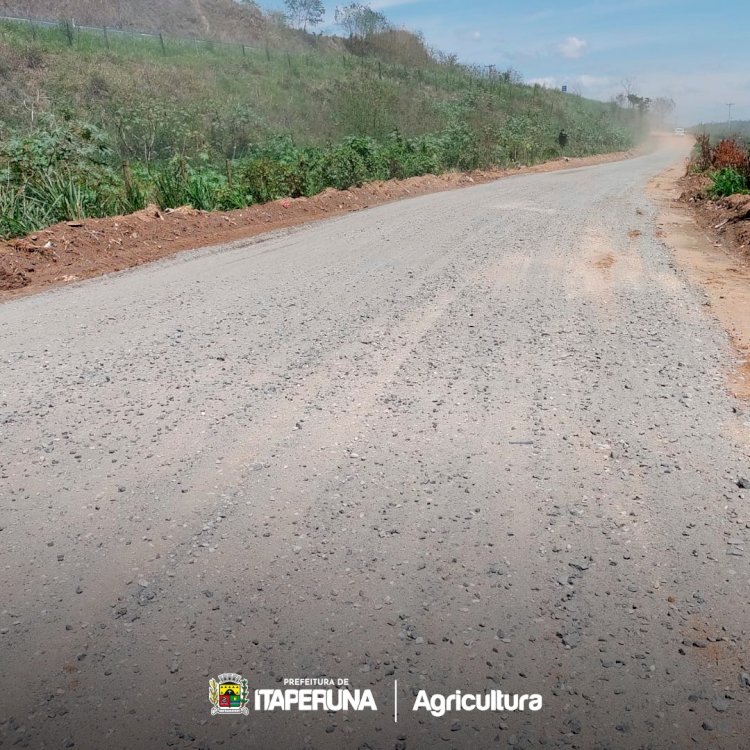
[2,140,749,749]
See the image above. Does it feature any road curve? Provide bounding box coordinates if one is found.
[2,140,749,749]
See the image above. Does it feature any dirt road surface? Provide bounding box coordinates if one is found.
[2,138,749,749]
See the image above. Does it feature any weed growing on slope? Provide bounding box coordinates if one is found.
[708,168,749,198]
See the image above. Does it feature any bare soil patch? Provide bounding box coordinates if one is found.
[680,173,750,251]
[0,150,634,302]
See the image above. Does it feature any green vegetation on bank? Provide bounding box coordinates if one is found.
[690,134,750,198]
[0,17,646,239]
[707,167,748,198]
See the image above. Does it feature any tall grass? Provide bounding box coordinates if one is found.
[0,180,56,238]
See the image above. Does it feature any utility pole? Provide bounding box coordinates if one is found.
[726,102,734,131]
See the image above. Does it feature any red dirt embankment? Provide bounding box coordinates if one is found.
[0,150,633,302]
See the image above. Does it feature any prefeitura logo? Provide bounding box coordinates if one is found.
[209,673,250,716]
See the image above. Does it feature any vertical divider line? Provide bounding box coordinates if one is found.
[394,679,398,723]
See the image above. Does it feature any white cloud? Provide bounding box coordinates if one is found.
[529,76,559,89]
[368,0,427,9]
[557,36,587,59]
[577,74,612,87]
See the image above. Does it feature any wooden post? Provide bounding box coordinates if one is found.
[159,31,166,55]
[63,19,74,46]
[103,25,109,49]
[122,161,134,198]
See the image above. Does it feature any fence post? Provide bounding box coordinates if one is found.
[63,19,74,46]
[103,25,109,49]
[159,31,166,55]
[122,161,134,195]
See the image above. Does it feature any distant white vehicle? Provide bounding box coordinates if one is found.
[673,127,686,136]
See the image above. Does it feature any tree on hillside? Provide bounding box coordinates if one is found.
[626,93,641,109]
[624,92,651,115]
[334,3,389,39]
[284,0,325,31]
[620,78,637,103]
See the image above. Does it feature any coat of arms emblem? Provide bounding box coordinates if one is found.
[209,673,250,715]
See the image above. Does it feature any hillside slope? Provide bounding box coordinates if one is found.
[0,0,268,42]
[0,16,645,241]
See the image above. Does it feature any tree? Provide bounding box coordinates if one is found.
[284,0,325,31]
[626,93,651,115]
[620,78,636,103]
[334,3,389,38]
[626,93,641,109]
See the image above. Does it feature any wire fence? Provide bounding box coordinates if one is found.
[0,13,522,83]
[0,14,509,101]
[0,12,567,107]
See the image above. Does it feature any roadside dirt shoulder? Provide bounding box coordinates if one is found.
[0,149,636,302]
[649,161,750,398]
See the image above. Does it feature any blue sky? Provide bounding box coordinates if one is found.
[257,0,749,125]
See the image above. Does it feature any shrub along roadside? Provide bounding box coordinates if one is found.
[691,136,750,198]
[0,119,635,241]
[707,168,749,198]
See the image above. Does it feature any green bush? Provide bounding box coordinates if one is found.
[325,141,370,189]
[239,157,292,203]
[708,167,749,198]
[0,118,111,182]
[439,122,480,170]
